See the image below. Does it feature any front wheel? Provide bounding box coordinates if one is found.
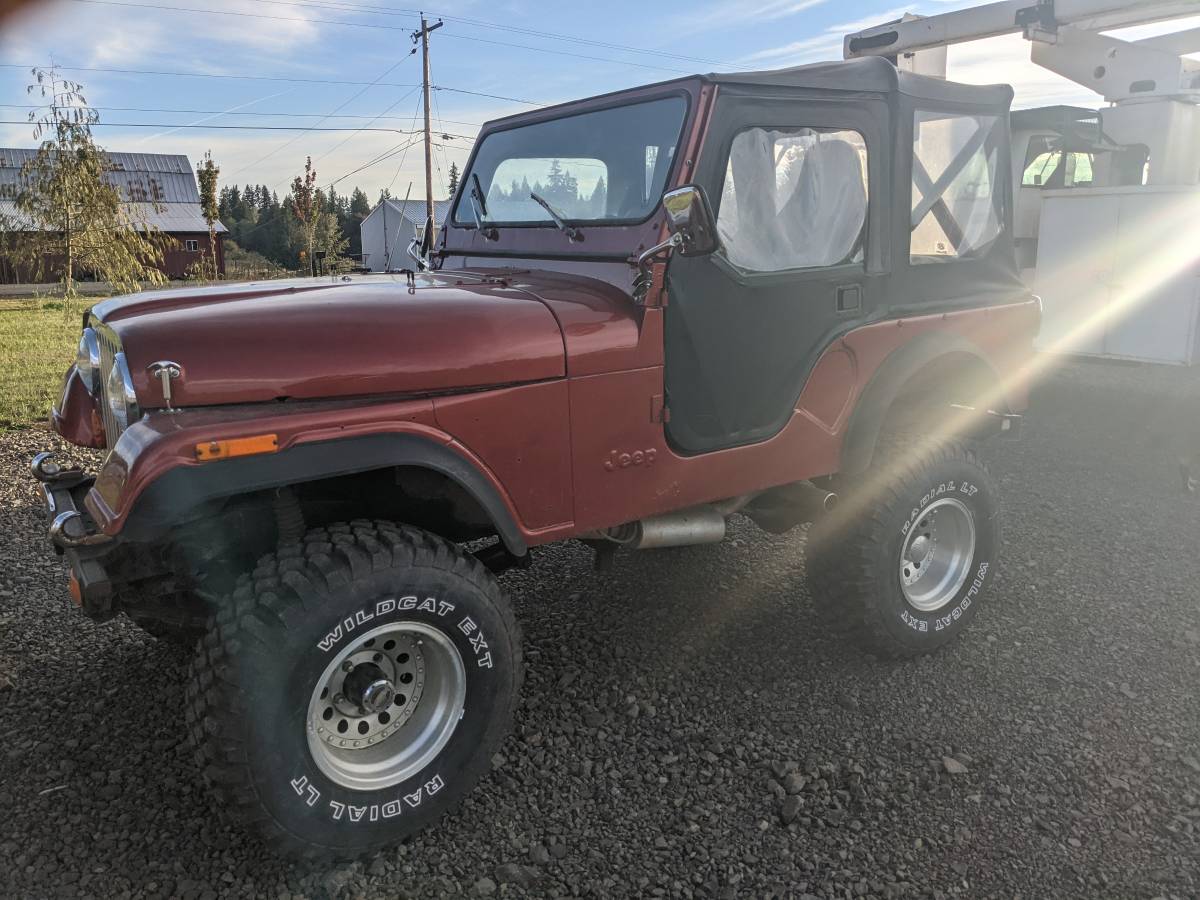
[185,521,522,859]
[808,437,999,657]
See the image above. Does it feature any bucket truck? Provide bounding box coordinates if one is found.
[845,0,1200,363]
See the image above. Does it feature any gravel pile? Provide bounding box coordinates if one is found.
[2,358,1200,899]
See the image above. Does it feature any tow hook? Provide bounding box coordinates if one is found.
[31,451,80,484]
[50,510,113,548]
[33,452,114,549]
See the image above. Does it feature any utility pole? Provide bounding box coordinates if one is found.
[414,14,443,253]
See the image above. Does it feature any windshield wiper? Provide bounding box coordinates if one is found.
[469,173,498,240]
[529,191,584,243]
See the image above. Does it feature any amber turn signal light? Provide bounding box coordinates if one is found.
[195,433,279,462]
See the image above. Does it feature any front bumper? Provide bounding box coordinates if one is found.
[31,452,117,619]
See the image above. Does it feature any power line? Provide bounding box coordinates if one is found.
[0,119,473,138]
[225,52,415,181]
[65,0,695,74]
[0,103,483,127]
[210,133,437,243]
[0,62,542,105]
[0,61,420,88]
[246,0,746,69]
[378,93,426,195]
[312,85,421,165]
[430,85,535,105]
[323,86,424,190]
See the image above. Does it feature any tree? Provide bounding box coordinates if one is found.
[545,158,579,207]
[588,176,607,217]
[314,188,350,274]
[290,156,320,275]
[0,67,170,307]
[446,161,460,197]
[349,188,371,220]
[195,149,220,280]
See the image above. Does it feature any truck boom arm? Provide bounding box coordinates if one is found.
[844,0,1200,59]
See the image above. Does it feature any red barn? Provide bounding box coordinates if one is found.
[0,149,227,282]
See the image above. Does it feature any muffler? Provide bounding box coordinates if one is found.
[632,506,727,549]
[589,504,728,550]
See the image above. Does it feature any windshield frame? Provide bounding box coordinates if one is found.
[448,88,693,233]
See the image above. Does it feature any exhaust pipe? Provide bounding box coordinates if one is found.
[745,481,838,534]
[632,506,727,550]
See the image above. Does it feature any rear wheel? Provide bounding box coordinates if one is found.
[808,437,999,657]
[186,520,522,859]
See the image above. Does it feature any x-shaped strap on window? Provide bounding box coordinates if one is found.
[910,117,1001,254]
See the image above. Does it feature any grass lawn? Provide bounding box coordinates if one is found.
[0,299,88,429]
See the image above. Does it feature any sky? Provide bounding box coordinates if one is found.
[0,0,1196,203]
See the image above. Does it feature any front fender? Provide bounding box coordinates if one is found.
[85,400,528,555]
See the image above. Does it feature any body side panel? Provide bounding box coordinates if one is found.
[433,380,574,530]
[567,300,1037,533]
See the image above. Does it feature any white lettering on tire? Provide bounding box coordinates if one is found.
[902,560,990,632]
[290,775,321,807]
[316,597,459,652]
[902,481,980,536]
[321,774,446,823]
[457,616,495,669]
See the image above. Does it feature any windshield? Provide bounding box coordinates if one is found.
[454,95,688,227]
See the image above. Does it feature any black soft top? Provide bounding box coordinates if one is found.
[707,57,1013,109]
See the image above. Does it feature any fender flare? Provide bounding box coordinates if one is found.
[120,432,528,555]
[840,332,1004,476]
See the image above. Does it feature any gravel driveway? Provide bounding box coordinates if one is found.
[2,359,1199,899]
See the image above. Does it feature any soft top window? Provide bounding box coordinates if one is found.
[717,126,868,273]
[454,96,687,227]
[910,110,1003,264]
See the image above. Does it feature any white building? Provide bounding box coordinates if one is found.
[360,198,453,272]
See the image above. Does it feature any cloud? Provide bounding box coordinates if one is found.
[947,33,1096,108]
[87,17,166,66]
[744,6,913,65]
[679,0,830,34]
[0,0,326,72]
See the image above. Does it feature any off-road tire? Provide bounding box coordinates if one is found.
[126,588,210,648]
[185,520,522,860]
[807,437,999,657]
[129,615,202,648]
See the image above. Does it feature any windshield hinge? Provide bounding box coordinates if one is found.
[633,259,670,308]
[651,394,670,424]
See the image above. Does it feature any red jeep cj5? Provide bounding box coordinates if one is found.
[34,58,1037,857]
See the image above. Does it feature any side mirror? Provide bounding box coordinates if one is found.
[633,185,718,303]
[661,185,718,257]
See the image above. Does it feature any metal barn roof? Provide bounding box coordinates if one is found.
[0,148,227,233]
[362,197,454,233]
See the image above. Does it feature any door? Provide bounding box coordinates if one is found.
[664,95,887,454]
[1032,192,1119,357]
[1105,190,1199,364]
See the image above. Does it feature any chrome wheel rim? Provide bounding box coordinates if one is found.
[899,498,976,612]
[306,621,466,791]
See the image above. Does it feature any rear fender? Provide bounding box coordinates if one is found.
[841,333,1006,475]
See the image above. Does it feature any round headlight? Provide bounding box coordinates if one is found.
[104,351,140,433]
[76,328,101,393]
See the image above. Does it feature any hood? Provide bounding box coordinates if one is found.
[96,274,568,409]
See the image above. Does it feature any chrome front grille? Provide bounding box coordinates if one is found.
[95,324,122,449]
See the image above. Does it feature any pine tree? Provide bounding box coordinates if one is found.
[447,161,460,196]
[589,176,607,217]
